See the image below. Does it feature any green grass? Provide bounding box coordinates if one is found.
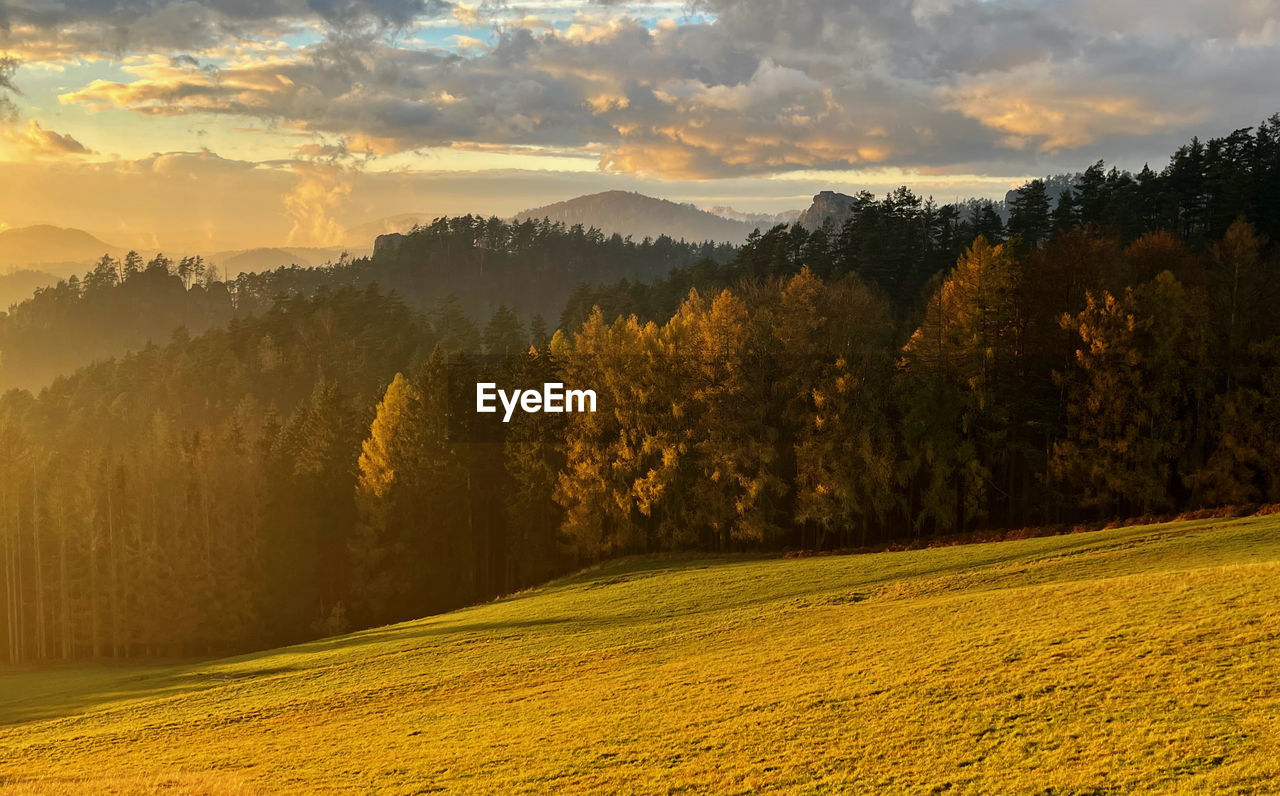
[4,515,1280,794]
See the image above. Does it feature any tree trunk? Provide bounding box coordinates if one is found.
[34,465,46,661]
[3,478,14,664]
[59,500,71,661]
[90,508,100,659]
[107,482,120,658]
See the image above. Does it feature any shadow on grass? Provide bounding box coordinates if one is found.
[0,617,587,728]
[285,521,1224,663]
[289,615,586,656]
[1,518,1238,730]
[0,661,220,727]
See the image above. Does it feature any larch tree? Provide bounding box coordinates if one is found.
[686,289,785,549]
[782,270,895,548]
[1051,271,1206,515]
[899,236,1023,533]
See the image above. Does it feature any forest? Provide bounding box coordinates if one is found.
[2,116,1280,663]
[0,222,733,392]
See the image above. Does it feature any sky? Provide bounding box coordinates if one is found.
[1,0,1279,251]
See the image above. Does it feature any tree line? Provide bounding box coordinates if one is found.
[4,217,1277,662]
[3,115,1280,662]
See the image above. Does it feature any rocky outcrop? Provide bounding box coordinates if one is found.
[797,191,856,232]
[373,232,405,257]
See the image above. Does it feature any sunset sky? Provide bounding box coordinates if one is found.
[2,0,1279,251]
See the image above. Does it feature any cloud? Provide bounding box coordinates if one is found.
[2,119,93,158]
[0,150,298,251]
[0,145,1048,254]
[0,0,454,62]
[284,160,355,245]
[24,0,1280,178]
[451,2,482,27]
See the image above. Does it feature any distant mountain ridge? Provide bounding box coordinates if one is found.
[514,190,757,243]
[706,206,802,226]
[209,246,366,278]
[0,224,369,281]
[0,225,124,271]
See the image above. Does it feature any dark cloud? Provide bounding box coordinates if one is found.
[0,0,454,57]
[26,0,1280,177]
[2,0,446,27]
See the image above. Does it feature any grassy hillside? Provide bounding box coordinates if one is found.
[3,516,1280,794]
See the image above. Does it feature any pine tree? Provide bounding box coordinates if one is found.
[529,315,549,350]
[1008,179,1052,248]
[483,305,527,358]
[1051,187,1078,233]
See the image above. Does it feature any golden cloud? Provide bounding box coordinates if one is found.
[941,67,1202,153]
[2,119,94,160]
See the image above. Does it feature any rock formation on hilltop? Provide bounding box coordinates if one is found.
[796,191,857,232]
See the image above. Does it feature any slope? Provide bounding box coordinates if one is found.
[515,191,757,243]
[2,515,1279,793]
[0,225,123,274]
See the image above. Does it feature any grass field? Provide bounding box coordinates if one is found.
[3,516,1280,794]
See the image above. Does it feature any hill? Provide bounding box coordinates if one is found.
[514,190,757,243]
[0,225,123,273]
[2,514,1278,793]
[0,227,369,282]
[705,205,802,226]
[206,246,366,279]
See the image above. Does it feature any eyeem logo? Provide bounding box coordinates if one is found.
[476,382,597,423]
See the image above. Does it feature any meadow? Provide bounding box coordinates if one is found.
[2,515,1279,794]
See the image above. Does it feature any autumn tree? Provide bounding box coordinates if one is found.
[1051,272,1207,515]
[781,269,895,548]
[900,236,1024,532]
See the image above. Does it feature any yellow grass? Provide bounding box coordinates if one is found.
[3,515,1280,793]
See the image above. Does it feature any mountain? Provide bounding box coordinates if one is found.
[515,190,756,243]
[207,246,367,279]
[796,191,858,231]
[706,205,802,226]
[0,225,377,283]
[0,225,123,272]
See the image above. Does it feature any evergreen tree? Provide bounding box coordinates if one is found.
[1051,187,1078,233]
[483,305,527,358]
[1008,179,1052,248]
